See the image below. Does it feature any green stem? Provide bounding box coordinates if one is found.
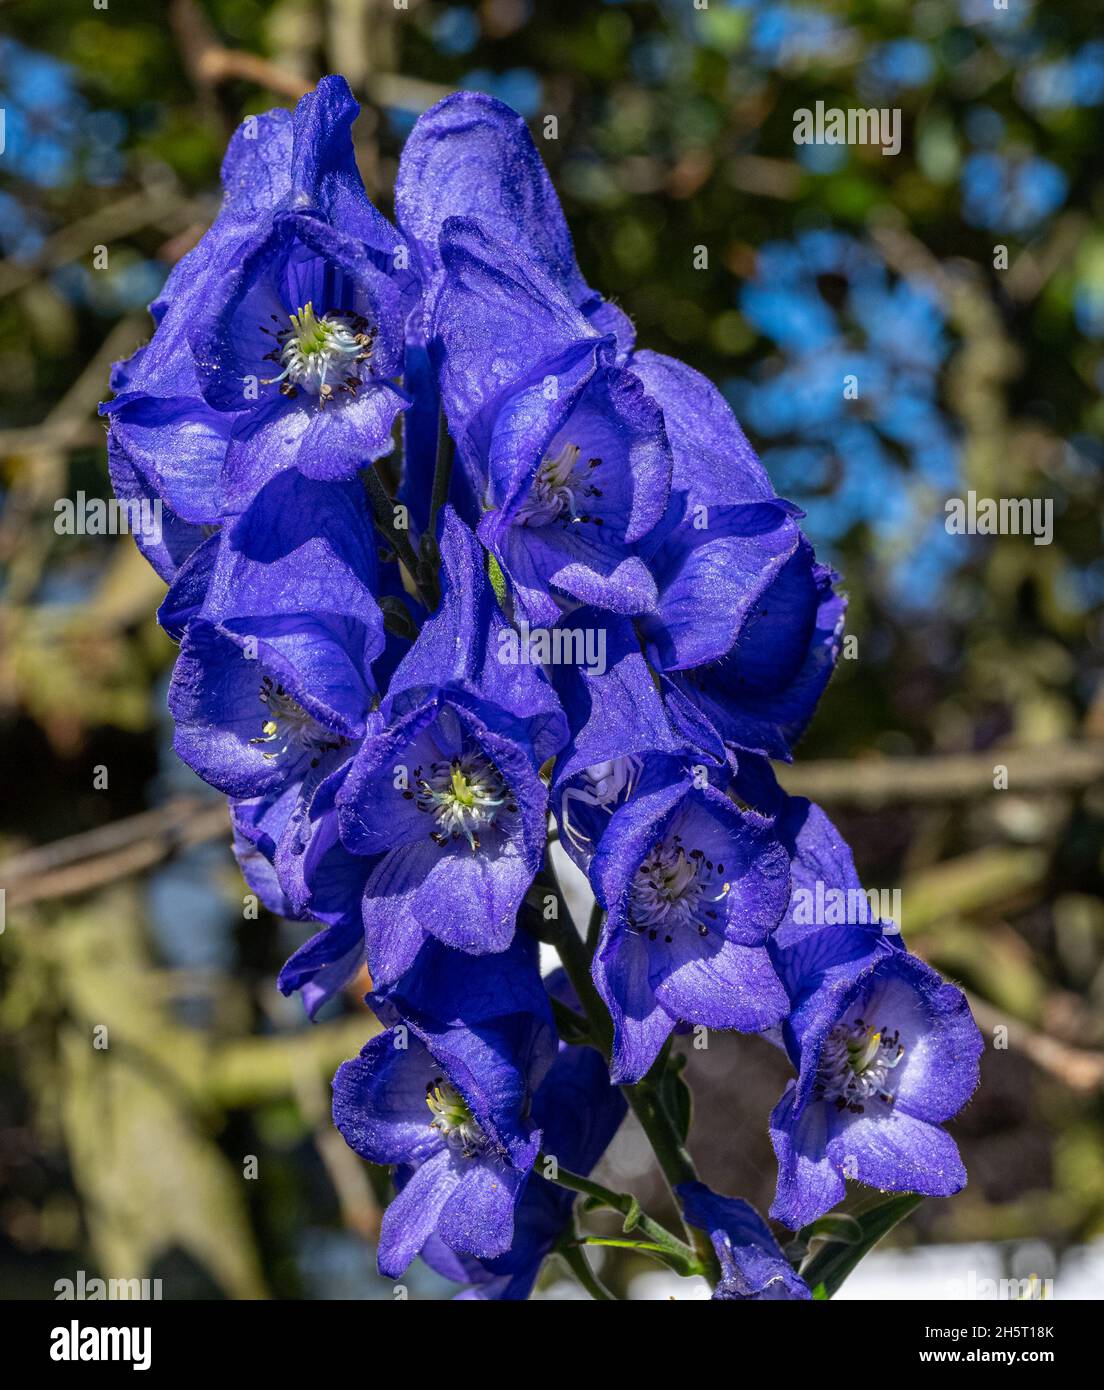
[535,854,720,1286]
[428,406,453,537]
[541,1158,700,1276]
[412,407,455,608]
[362,465,436,612]
[620,1083,715,1273]
[539,870,612,1053]
[586,898,604,952]
[557,1242,616,1300]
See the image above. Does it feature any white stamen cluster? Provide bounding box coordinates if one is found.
[815,1017,905,1113]
[513,442,604,528]
[250,675,341,764]
[260,301,374,403]
[628,833,730,945]
[406,751,515,852]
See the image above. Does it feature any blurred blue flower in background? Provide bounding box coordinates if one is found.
[432,6,481,57]
[743,2,849,71]
[460,68,541,118]
[961,150,1068,236]
[730,230,960,601]
[1018,41,1104,111]
[0,37,137,294]
[0,38,125,191]
[861,39,935,97]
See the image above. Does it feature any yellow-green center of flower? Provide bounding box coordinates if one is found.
[260,300,375,403]
[408,751,515,852]
[426,1078,487,1156]
[817,1017,905,1113]
[288,302,332,355]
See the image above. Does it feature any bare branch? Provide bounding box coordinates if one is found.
[780,741,1104,807]
[0,188,197,301]
[966,993,1104,1095]
[0,797,229,907]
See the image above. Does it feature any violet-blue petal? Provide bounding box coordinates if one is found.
[385,508,568,764]
[107,424,210,583]
[332,1028,447,1166]
[643,502,806,672]
[396,92,633,349]
[769,1085,845,1230]
[629,350,775,504]
[677,1181,811,1301]
[377,1151,464,1278]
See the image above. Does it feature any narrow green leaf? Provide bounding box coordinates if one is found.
[798,1193,924,1298]
[658,1053,693,1143]
[577,1237,701,1277]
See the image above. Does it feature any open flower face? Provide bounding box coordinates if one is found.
[591,778,791,1083]
[103,77,414,533]
[191,210,408,499]
[770,945,983,1230]
[479,365,671,626]
[338,696,548,988]
[333,997,552,1279]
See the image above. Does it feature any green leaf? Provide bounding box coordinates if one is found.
[786,1211,863,1268]
[798,1193,924,1298]
[580,1237,670,1254]
[658,1053,693,1143]
[577,1236,701,1277]
[621,1196,642,1233]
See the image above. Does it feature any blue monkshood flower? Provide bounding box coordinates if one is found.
[389,960,625,1301]
[336,509,567,988]
[102,76,413,547]
[429,217,672,627]
[545,608,728,869]
[642,502,845,762]
[395,91,635,353]
[103,104,295,578]
[164,471,385,802]
[618,352,845,761]
[231,761,372,1019]
[419,1038,627,1299]
[393,91,646,561]
[333,938,557,1278]
[589,774,791,1083]
[765,799,982,1228]
[768,940,982,1229]
[677,1182,811,1301]
[334,1022,547,1276]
